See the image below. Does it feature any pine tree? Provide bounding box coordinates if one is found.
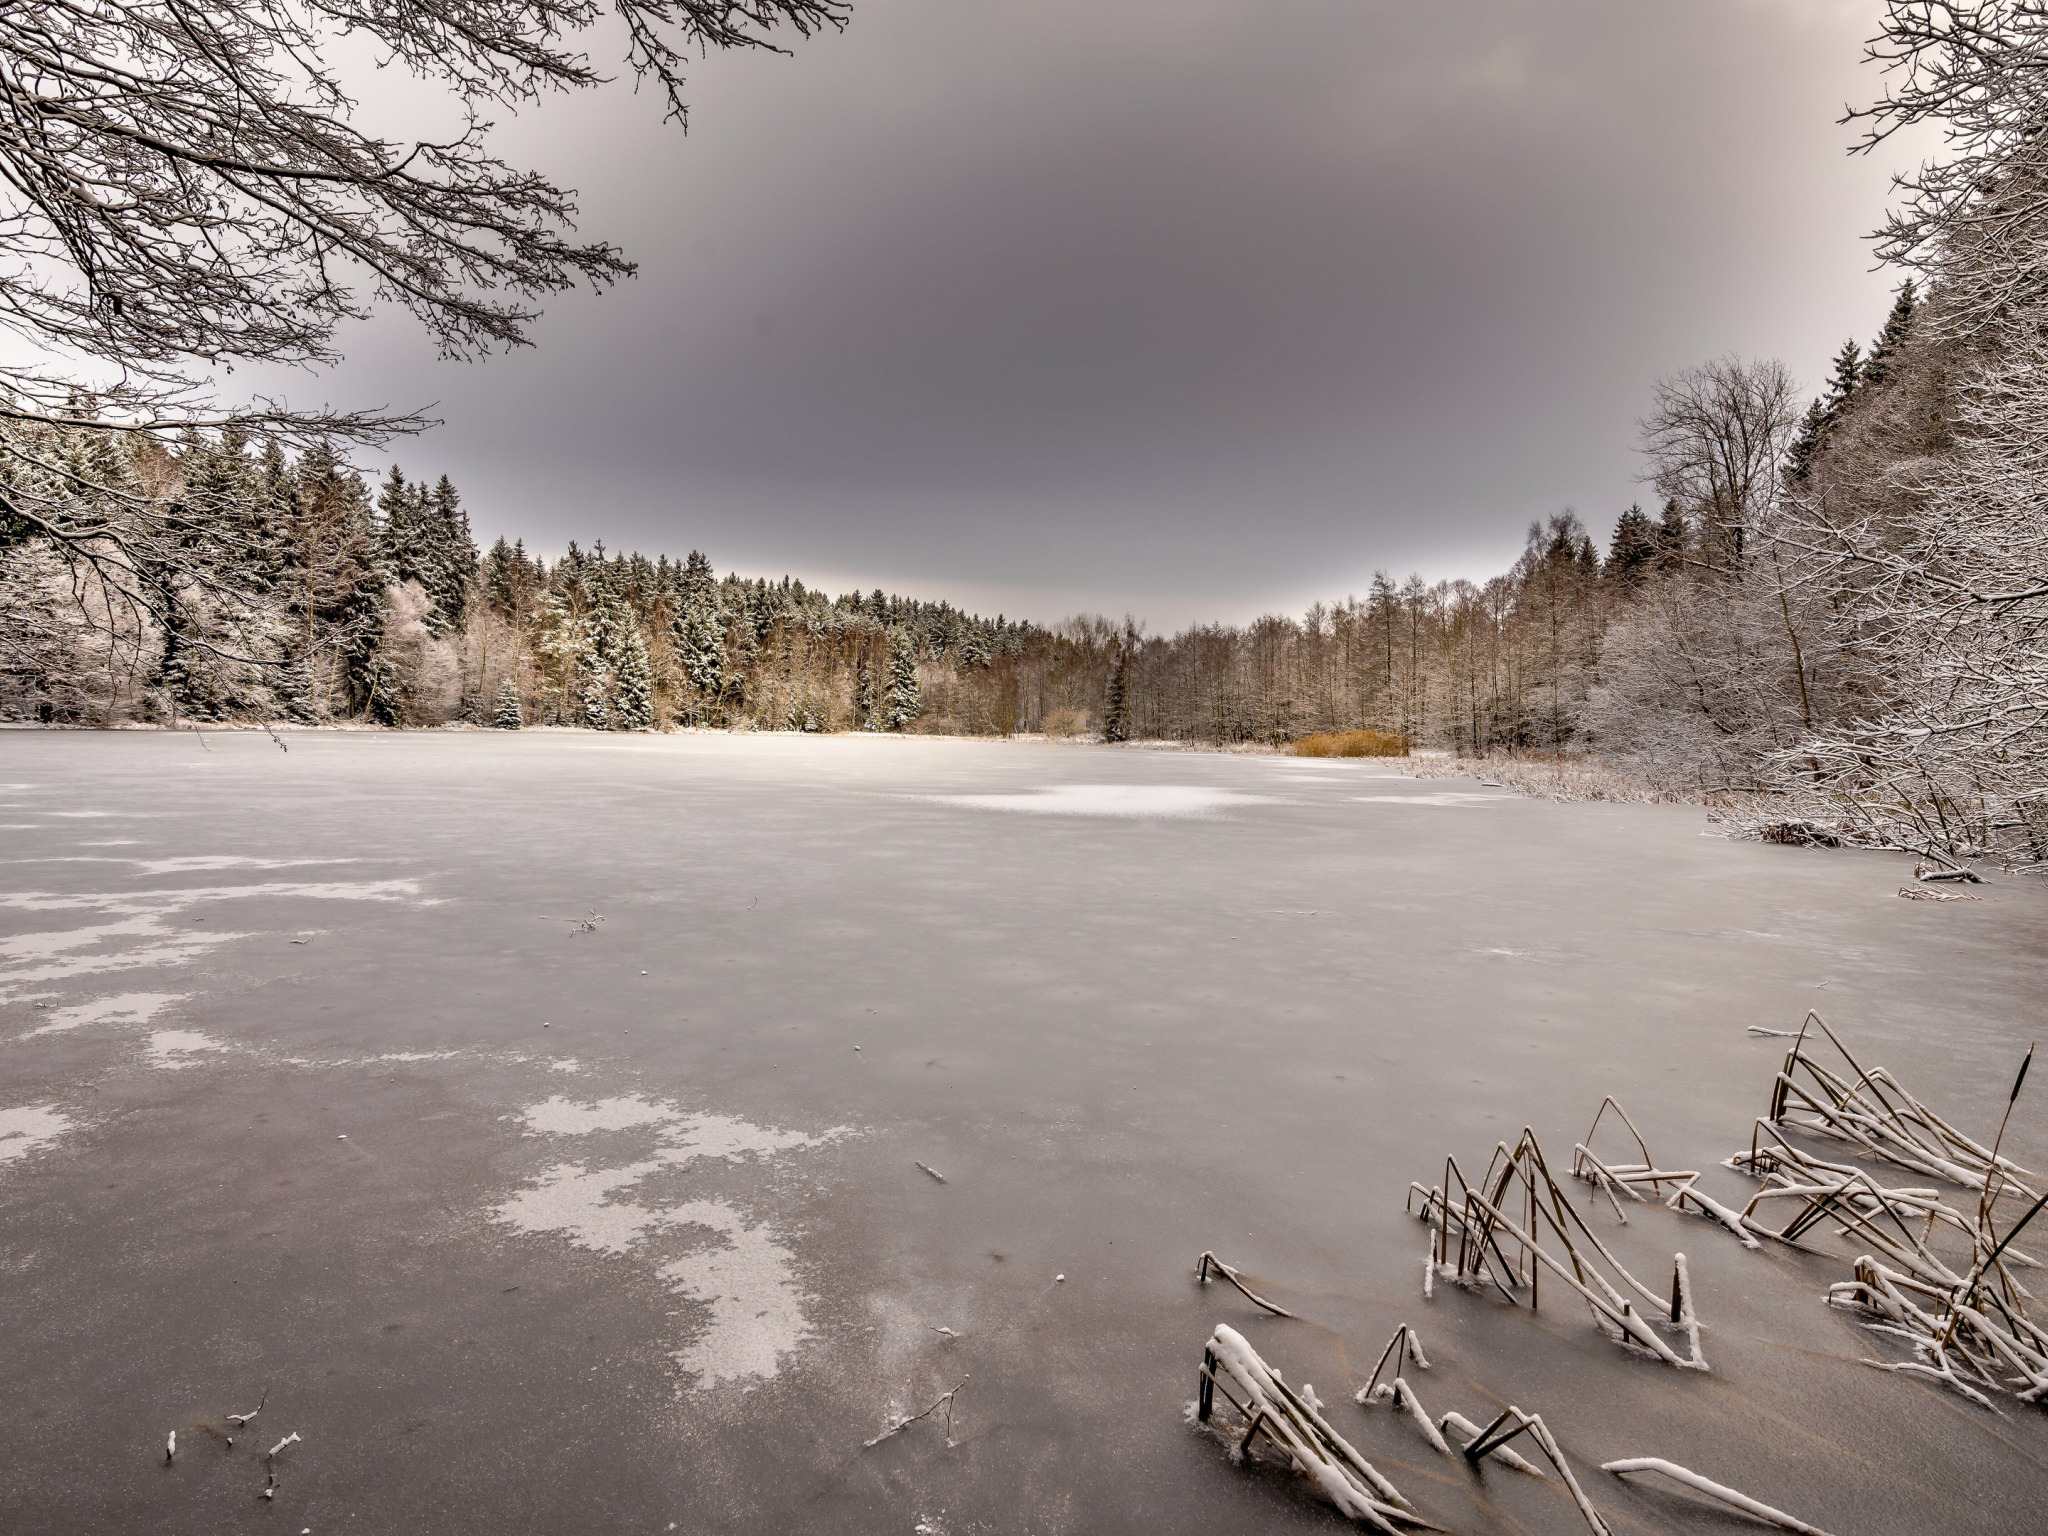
[1604,504,1658,585]
[1102,646,1130,741]
[493,677,523,728]
[882,629,921,730]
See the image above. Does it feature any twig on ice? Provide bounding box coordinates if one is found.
[863,1376,967,1449]
[1194,1251,1296,1317]
[226,1389,267,1427]
[914,1162,946,1183]
[266,1432,301,1460]
[1603,1458,1836,1535]
[164,1430,175,1463]
[1747,1026,1803,1037]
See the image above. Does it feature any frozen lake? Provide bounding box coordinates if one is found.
[3,730,2046,1534]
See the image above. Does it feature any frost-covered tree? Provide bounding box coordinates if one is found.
[493,677,523,729]
[882,629,921,731]
[611,621,656,731]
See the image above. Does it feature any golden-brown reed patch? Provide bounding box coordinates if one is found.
[1291,730,1408,758]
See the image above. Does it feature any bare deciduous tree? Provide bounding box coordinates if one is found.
[1637,356,1799,567]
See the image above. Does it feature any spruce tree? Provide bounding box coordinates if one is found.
[493,677,523,728]
[426,475,475,631]
[882,629,921,730]
[611,622,655,730]
[1102,647,1130,742]
[1604,504,1657,585]
[671,549,725,709]
[1861,280,1918,387]
[1653,498,1689,572]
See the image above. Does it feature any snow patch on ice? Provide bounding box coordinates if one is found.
[146,1029,227,1069]
[0,879,423,1000]
[659,1203,811,1386]
[916,784,1278,818]
[496,1093,845,1391]
[494,1159,672,1254]
[521,1093,678,1135]
[22,991,184,1038]
[548,1057,585,1073]
[0,1102,76,1165]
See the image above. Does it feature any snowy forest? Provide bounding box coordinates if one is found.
[3,6,2045,872]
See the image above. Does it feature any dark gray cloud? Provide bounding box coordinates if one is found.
[258,1,1923,627]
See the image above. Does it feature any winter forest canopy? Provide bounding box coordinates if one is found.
[1,3,2045,874]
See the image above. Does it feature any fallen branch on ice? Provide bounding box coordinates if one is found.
[914,1161,946,1183]
[863,1377,967,1449]
[1603,1457,1836,1535]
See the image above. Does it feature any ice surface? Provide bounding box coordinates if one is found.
[2,731,2045,1536]
[145,1030,227,1069]
[915,784,1277,817]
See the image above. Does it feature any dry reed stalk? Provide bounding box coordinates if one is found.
[1572,1097,1760,1249]
[1408,1128,1709,1370]
[1764,1013,2039,1202]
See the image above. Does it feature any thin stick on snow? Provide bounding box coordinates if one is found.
[1195,1252,1296,1318]
[1603,1458,1837,1535]
[914,1161,947,1183]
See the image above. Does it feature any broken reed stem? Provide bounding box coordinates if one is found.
[1359,1324,1430,1399]
[1603,1458,1836,1536]
[1461,1408,1610,1536]
[1194,1251,1296,1318]
[1438,1412,1544,1476]
[1196,1325,1417,1531]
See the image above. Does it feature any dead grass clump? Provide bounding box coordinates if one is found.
[1040,706,1094,739]
[1404,754,1669,803]
[1293,730,1408,758]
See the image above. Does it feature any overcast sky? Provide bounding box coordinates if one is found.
[263,0,1928,630]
